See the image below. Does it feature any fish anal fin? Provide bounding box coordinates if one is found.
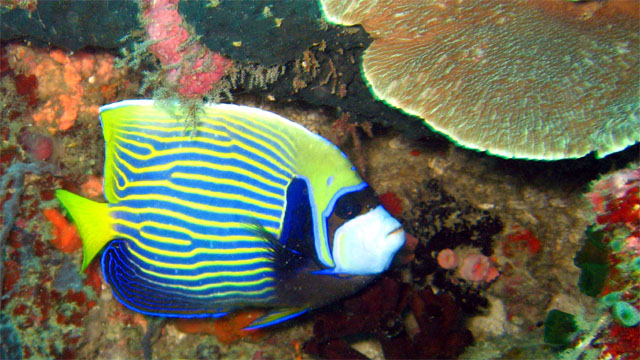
[243,308,309,330]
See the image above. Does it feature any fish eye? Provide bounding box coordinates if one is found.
[330,186,379,222]
[333,196,362,220]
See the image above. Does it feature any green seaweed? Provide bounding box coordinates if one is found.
[544,310,578,348]
[574,227,610,297]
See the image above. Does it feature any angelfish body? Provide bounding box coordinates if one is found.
[56,100,405,329]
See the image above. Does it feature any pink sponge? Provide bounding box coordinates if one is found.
[143,0,232,98]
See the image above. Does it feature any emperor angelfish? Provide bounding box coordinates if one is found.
[55,99,405,329]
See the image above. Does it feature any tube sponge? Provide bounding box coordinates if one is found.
[612,301,640,327]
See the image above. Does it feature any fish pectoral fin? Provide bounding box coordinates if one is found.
[243,307,309,330]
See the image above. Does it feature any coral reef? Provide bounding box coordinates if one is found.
[405,180,502,315]
[0,40,137,359]
[0,178,99,358]
[1,3,638,359]
[0,162,56,297]
[545,165,640,359]
[0,144,98,360]
[319,0,640,160]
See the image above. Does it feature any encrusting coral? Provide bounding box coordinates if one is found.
[173,310,267,345]
[5,44,128,133]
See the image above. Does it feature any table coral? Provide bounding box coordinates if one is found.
[319,0,640,160]
[5,44,128,132]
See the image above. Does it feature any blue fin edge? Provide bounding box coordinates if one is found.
[243,308,309,330]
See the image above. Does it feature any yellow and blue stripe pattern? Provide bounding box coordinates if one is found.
[101,101,303,316]
[56,100,368,321]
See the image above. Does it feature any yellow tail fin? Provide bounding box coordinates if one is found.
[55,189,114,271]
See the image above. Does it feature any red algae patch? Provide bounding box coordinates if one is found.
[43,208,82,253]
[18,128,54,161]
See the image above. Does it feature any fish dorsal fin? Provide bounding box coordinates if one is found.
[55,190,114,271]
[243,307,309,330]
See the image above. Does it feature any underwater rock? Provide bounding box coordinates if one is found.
[0,1,139,51]
[179,1,326,66]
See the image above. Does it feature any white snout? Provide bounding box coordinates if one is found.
[331,205,406,275]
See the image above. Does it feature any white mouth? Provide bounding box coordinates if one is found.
[388,226,404,237]
[330,206,405,275]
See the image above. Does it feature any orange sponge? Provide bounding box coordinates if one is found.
[43,208,82,253]
[174,310,266,344]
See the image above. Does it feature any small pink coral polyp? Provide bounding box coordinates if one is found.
[437,249,458,270]
[458,254,491,282]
